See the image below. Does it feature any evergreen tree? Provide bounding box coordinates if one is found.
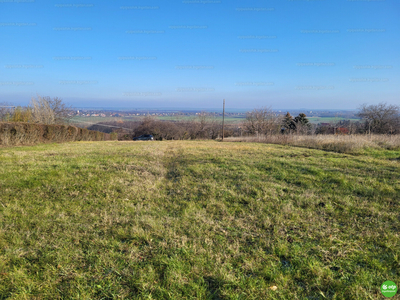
[282,112,296,131]
[294,113,311,127]
[294,113,311,134]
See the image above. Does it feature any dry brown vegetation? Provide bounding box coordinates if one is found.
[104,115,225,141]
[225,134,400,153]
[0,96,74,125]
[0,122,117,147]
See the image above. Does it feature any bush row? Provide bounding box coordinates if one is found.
[0,122,118,147]
[89,118,237,141]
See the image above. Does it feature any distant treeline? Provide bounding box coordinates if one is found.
[0,122,117,147]
[88,115,225,141]
[88,103,400,141]
[2,96,399,145]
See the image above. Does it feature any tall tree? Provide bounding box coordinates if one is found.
[356,102,399,134]
[294,113,311,134]
[244,107,280,135]
[282,112,296,132]
[30,95,73,125]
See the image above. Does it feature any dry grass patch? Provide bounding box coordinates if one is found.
[225,134,400,153]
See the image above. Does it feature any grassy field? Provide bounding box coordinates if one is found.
[226,134,400,156]
[0,140,399,299]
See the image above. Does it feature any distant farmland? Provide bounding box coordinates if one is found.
[70,115,360,128]
[70,116,140,124]
[307,117,360,123]
[157,115,245,123]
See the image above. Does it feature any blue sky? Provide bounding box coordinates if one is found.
[0,0,399,109]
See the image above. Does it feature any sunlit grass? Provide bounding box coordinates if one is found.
[226,134,400,156]
[0,140,399,299]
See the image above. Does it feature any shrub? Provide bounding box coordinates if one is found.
[110,132,118,140]
[0,122,112,147]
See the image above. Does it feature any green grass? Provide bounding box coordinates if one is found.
[0,141,399,299]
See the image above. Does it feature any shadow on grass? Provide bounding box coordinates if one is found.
[204,276,224,300]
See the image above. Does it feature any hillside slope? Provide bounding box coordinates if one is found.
[0,141,399,299]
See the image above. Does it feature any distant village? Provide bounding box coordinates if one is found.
[72,109,246,118]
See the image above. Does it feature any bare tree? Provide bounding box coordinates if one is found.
[30,95,73,125]
[132,116,185,140]
[207,114,221,139]
[196,111,220,139]
[197,111,209,138]
[244,107,280,135]
[356,102,400,134]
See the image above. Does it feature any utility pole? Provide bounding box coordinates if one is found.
[222,99,225,141]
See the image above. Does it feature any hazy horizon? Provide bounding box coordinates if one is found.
[1,0,398,109]
[68,106,358,113]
